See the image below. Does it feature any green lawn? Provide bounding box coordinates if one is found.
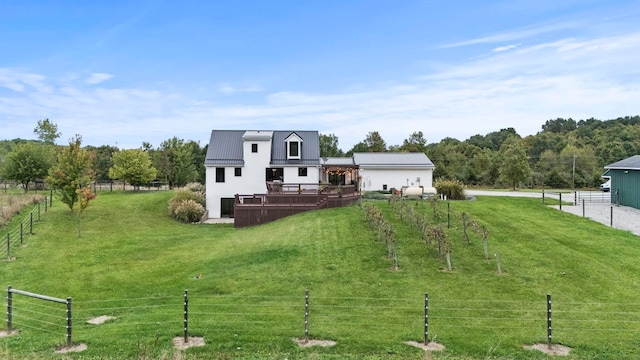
[1,191,639,359]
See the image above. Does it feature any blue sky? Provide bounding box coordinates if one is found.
[1,0,639,150]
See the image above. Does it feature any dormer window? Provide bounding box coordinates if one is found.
[285,133,303,160]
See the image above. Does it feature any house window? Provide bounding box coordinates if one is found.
[251,144,258,153]
[216,168,225,183]
[234,168,242,177]
[298,167,307,176]
[289,141,299,158]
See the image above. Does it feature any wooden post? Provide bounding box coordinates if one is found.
[30,213,33,234]
[38,202,41,221]
[49,190,53,207]
[304,290,310,342]
[20,223,23,246]
[7,286,12,332]
[44,198,47,213]
[184,290,189,343]
[547,294,552,350]
[542,186,545,204]
[66,297,72,347]
[495,254,502,274]
[6,233,10,260]
[424,293,429,345]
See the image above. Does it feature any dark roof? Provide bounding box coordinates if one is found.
[353,152,435,169]
[270,131,320,165]
[204,130,245,166]
[205,130,321,166]
[605,155,640,170]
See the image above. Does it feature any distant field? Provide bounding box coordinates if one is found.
[1,191,639,359]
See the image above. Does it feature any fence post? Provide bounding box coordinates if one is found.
[582,199,585,218]
[304,289,309,342]
[574,191,577,206]
[20,223,23,246]
[6,233,10,260]
[66,297,72,347]
[44,198,47,213]
[610,205,613,227]
[559,193,562,211]
[184,290,189,343]
[49,190,53,207]
[542,187,545,204]
[7,286,12,332]
[30,213,33,235]
[38,203,41,222]
[424,293,429,345]
[547,294,552,350]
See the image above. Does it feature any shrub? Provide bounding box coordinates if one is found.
[185,182,205,193]
[435,179,465,200]
[361,191,388,200]
[172,199,206,223]
[168,188,206,223]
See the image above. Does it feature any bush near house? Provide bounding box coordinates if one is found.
[168,184,206,223]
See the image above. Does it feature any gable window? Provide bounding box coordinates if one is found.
[298,167,308,177]
[285,133,303,160]
[216,168,225,183]
[234,167,242,177]
[289,141,299,158]
[251,143,258,153]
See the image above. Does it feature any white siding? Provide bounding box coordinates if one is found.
[360,168,433,192]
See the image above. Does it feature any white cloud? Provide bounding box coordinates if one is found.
[493,44,519,52]
[85,73,114,85]
[218,84,262,94]
[1,27,639,151]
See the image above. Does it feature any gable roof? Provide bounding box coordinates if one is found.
[605,155,640,170]
[204,130,245,166]
[270,131,320,165]
[353,152,435,169]
[205,130,320,166]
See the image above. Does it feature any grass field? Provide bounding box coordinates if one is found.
[1,191,640,359]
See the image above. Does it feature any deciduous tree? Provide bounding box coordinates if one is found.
[498,137,530,190]
[47,135,95,210]
[109,149,158,189]
[2,142,54,192]
[33,118,61,144]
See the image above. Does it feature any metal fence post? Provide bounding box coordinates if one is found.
[574,191,577,206]
[49,190,53,207]
[610,205,613,227]
[7,286,12,332]
[304,289,309,342]
[424,293,429,345]
[547,294,552,350]
[582,199,585,218]
[559,193,562,211]
[66,297,72,347]
[184,290,189,343]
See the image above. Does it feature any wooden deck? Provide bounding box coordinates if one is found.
[233,184,359,227]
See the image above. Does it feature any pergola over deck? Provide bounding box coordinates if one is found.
[321,157,360,186]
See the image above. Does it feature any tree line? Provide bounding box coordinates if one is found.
[321,116,640,189]
[0,119,207,196]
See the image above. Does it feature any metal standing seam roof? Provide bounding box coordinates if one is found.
[352,152,435,168]
[204,130,245,166]
[270,131,321,165]
[605,155,640,170]
[204,130,321,166]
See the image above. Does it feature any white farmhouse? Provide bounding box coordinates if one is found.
[204,129,436,220]
[204,130,321,218]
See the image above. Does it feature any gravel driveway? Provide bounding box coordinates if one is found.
[465,190,640,236]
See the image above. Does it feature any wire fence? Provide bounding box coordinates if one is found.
[6,290,637,351]
[1,198,50,260]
